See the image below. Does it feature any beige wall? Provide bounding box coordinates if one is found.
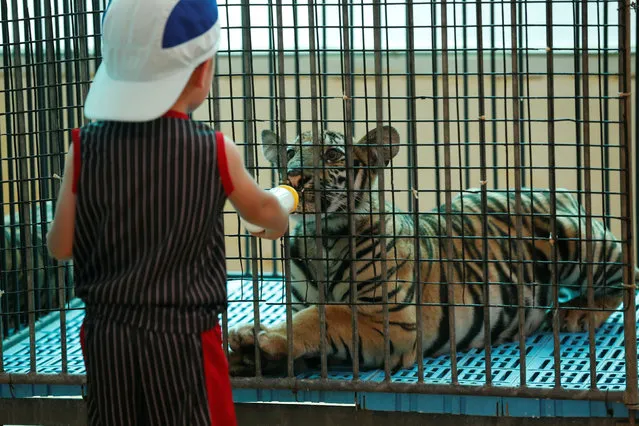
[1,53,637,275]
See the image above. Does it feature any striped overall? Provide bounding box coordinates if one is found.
[71,110,237,426]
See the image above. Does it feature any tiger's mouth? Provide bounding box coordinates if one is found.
[292,186,347,215]
[294,187,319,214]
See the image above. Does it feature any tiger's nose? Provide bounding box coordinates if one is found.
[287,169,304,189]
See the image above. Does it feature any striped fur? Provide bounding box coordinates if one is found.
[228,126,638,376]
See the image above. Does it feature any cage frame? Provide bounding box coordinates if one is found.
[1,0,638,423]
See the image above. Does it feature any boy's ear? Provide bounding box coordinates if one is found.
[192,60,212,89]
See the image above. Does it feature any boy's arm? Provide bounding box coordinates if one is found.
[223,137,289,240]
[46,145,76,260]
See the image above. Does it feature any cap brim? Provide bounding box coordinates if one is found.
[83,64,194,122]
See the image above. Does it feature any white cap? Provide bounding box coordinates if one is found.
[84,0,221,122]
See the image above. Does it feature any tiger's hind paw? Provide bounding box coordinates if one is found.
[559,308,589,332]
[559,307,615,333]
[558,295,622,333]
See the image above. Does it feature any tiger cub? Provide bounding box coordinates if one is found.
[228,126,637,376]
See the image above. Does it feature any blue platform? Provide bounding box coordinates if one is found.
[2,279,638,418]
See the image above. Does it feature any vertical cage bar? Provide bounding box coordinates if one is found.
[339,0,360,381]
[593,0,604,292]
[475,0,492,386]
[266,8,277,270]
[62,0,77,331]
[211,51,227,352]
[321,2,328,131]
[21,0,36,327]
[274,0,295,379]
[44,0,62,200]
[292,4,303,147]
[516,0,526,187]
[32,0,46,220]
[382,0,399,331]
[210,68,221,132]
[292,1,308,331]
[43,0,68,374]
[10,0,37,373]
[219,1,238,353]
[91,0,103,70]
[573,0,584,205]
[510,0,528,387]
[207,0,221,130]
[462,0,470,188]
[619,0,639,412]
[74,0,91,130]
[452,0,466,303]
[602,0,611,229]
[441,0,459,383]
[210,46,221,131]
[372,0,391,381]
[2,0,19,343]
[220,0,239,142]
[431,0,441,211]
[406,0,424,383]
[248,40,265,282]
[312,5,331,352]
[0,0,9,357]
[63,0,76,131]
[267,2,277,238]
[544,0,561,390]
[521,2,534,216]
[239,2,251,276]
[580,0,597,390]
[306,0,328,378]
[595,0,612,315]
[521,3,540,353]
[240,0,263,377]
[490,0,498,188]
[348,2,356,135]
[499,0,509,197]
[24,1,40,329]
[635,0,639,264]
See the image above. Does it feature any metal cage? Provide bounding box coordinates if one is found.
[1,0,638,423]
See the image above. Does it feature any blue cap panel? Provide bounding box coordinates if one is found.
[162,0,219,49]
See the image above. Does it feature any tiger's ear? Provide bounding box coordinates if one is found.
[261,129,282,166]
[354,126,400,166]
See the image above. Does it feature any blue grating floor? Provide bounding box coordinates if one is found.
[3,279,638,391]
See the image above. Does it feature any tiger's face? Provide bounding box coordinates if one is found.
[261,126,400,215]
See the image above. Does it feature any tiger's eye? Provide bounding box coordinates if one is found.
[324,148,342,163]
[287,149,296,161]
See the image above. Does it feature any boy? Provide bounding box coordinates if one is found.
[46,0,291,424]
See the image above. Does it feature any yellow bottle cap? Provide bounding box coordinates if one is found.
[277,184,299,212]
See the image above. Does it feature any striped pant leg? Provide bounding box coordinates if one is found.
[81,319,142,426]
[200,324,238,426]
[137,324,238,426]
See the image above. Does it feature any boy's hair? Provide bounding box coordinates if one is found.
[84,0,220,122]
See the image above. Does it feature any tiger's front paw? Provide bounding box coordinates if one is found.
[227,323,289,376]
[228,323,288,359]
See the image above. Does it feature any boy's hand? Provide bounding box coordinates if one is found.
[249,229,283,240]
[225,137,296,238]
[248,205,290,240]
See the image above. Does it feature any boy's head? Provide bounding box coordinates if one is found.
[173,58,216,116]
[83,0,220,122]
